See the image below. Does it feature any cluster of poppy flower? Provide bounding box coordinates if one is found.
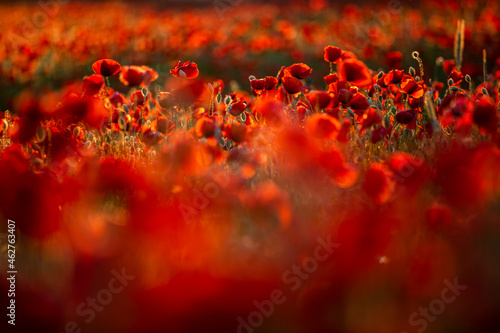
[1,36,500,331]
[1,0,500,332]
[1,0,499,107]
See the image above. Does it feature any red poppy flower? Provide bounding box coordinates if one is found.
[442,59,455,75]
[324,73,339,85]
[13,101,44,144]
[250,78,266,91]
[82,74,104,96]
[224,122,247,143]
[425,203,453,232]
[388,152,429,192]
[349,93,370,115]
[433,81,445,93]
[253,100,285,128]
[337,118,352,143]
[170,61,199,79]
[337,59,372,88]
[338,88,353,106]
[281,76,306,94]
[316,147,358,188]
[371,125,391,143]
[361,108,382,129]
[250,76,276,93]
[195,116,216,138]
[229,100,247,117]
[307,90,332,110]
[305,113,340,140]
[473,97,498,135]
[170,79,208,105]
[155,117,174,134]
[119,65,152,87]
[400,76,424,99]
[448,68,464,85]
[362,163,395,205]
[323,45,344,63]
[441,96,473,135]
[264,76,278,90]
[284,63,312,79]
[109,91,126,107]
[92,59,121,77]
[395,109,416,124]
[131,90,146,106]
[386,51,403,69]
[158,92,175,109]
[213,79,224,95]
[383,69,405,85]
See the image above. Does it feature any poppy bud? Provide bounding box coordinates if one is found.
[36,125,46,143]
[240,112,247,123]
[409,67,415,76]
[465,74,471,83]
[377,100,383,110]
[2,119,9,132]
[384,115,391,128]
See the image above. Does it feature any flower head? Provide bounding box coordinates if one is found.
[170,61,199,79]
[92,59,121,77]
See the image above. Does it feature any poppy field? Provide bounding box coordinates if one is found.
[1,0,500,332]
